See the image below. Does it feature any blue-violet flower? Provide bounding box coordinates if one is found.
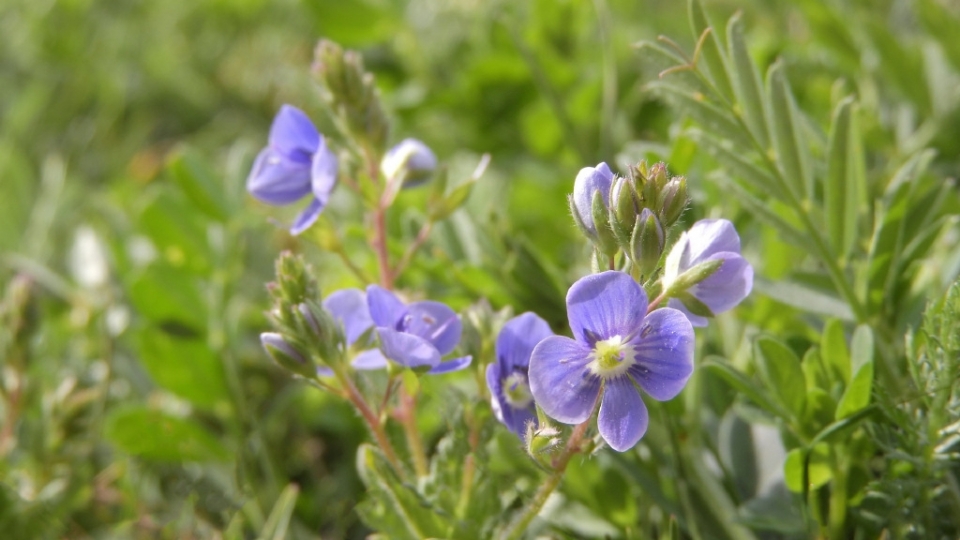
[381,138,437,188]
[571,162,614,236]
[663,219,753,327]
[319,288,389,376]
[529,271,694,452]
[247,104,338,235]
[367,285,471,374]
[486,312,553,438]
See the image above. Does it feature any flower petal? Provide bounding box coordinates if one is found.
[567,271,648,346]
[366,285,407,328]
[323,289,372,346]
[630,308,694,401]
[351,349,388,370]
[403,301,462,356]
[686,219,740,263]
[496,312,553,371]
[529,336,599,424]
[377,327,440,369]
[317,366,335,377]
[692,252,753,315]
[572,162,614,234]
[427,355,472,374]
[311,136,338,203]
[485,364,504,421]
[269,105,319,162]
[667,298,708,328]
[289,197,324,235]
[597,377,649,452]
[246,148,312,205]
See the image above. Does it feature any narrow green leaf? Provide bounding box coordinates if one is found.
[850,324,874,373]
[168,148,229,222]
[784,444,831,493]
[688,0,734,101]
[821,318,851,383]
[752,278,855,321]
[825,98,854,258]
[714,180,813,252]
[689,129,786,201]
[835,325,874,419]
[635,42,714,98]
[257,485,299,540]
[766,62,813,202]
[701,359,784,418]
[726,14,769,149]
[105,406,230,462]
[754,337,806,419]
[646,81,753,150]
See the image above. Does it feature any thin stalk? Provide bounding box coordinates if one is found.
[455,411,482,519]
[394,389,429,479]
[393,220,434,280]
[499,420,591,540]
[828,448,848,539]
[334,368,405,477]
[372,202,393,289]
[663,412,703,540]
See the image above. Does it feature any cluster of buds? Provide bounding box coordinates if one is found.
[312,40,389,155]
[570,160,688,278]
[261,252,345,378]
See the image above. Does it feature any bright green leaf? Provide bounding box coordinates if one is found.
[821,318,851,383]
[754,337,806,419]
[784,444,832,493]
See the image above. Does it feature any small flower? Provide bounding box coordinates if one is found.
[247,105,338,235]
[381,138,438,188]
[662,219,753,327]
[322,289,389,373]
[571,162,614,237]
[367,285,471,374]
[486,312,553,438]
[529,271,694,452]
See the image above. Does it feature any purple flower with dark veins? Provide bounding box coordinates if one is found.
[663,219,753,327]
[486,312,553,438]
[247,105,338,235]
[367,285,471,374]
[529,271,694,452]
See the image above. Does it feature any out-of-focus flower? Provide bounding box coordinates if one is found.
[367,285,471,374]
[381,138,437,188]
[529,271,694,452]
[247,105,338,235]
[322,288,388,374]
[570,162,614,238]
[663,219,753,327]
[486,312,553,438]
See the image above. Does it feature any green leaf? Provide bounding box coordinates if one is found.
[646,81,753,150]
[138,191,211,275]
[726,14,769,150]
[701,359,784,418]
[256,484,299,540]
[135,329,229,409]
[766,62,812,202]
[752,278,854,321]
[711,175,812,252]
[784,444,832,493]
[128,262,206,334]
[105,406,230,462]
[168,147,229,222]
[824,97,865,261]
[688,0,734,101]
[718,409,758,500]
[836,325,874,419]
[754,337,806,419]
[820,319,851,384]
[355,444,448,539]
[689,129,786,201]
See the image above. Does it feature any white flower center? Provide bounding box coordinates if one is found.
[502,372,534,409]
[587,335,636,378]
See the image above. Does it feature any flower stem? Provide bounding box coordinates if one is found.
[394,388,429,479]
[499,420,591,540]
[455,409,483,519]
[392,220,434,280]
[373,202,393,289]
[334,369,405,478]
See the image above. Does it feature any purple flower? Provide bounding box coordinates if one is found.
[486,312,553,438]
[663,219,753,327]
[367,285,471,374]
[528,271,694,452]
[247,105,338,235]
[571,162,614,237]
[381,138,437,188]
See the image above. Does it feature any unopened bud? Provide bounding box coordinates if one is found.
[261,332,316,378]
[381,138,437,189]
[611,177,640,245]
[296,300,346,367]
[590,189,619,257]
[664,258,724,297]
[658,177,688,226]
[629,209,664,277]
[274,251,318,304]
[526,424,562,457]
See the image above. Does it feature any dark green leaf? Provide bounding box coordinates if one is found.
[766,62,813,202]
[726,14,769,150]
[754,336,806,419]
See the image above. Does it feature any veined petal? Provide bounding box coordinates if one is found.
[496,312,553,371]
[567,271,648,346]
[403,301,461,356]
[366,285,406,328]
[629,308,694,401]
[529,336,599,424]
[351,349,388,370]
[246,148,311,205]
[311,137,338,203]
[686,219,740,263]
[427,355,472,374]
[269,105,320,162]
[323,289,372,346]
[572,162,614,233]
[289,197,324,235]
[377,327,440,369]
[598,378,649,451]
[692,252,753,315]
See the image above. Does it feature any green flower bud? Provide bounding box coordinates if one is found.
[629,209,664,278]
[611,177,641,243]
[590,189,619,257]
[261,332,317,378]
[658,177,688,227]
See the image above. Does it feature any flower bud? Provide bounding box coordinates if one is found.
[629,209,664,278]
[297,300,346,366]
[261,332,317,378]
[381,138,437,189]
[591,189,619,257]
[273,251,319,305]
[664,258,724,297]
[658,177,688,226]
[526,423,562,459]
[610,177,640,246]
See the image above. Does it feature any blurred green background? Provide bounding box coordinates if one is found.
[2,0,960,537]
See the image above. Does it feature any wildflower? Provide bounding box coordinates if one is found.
[570,162,614,238]
[486,312,553,438]
[381,138,437,188]
[323,289,388,372]
[529,271,694,452]
[247,105,338,235]
[367,285,471,374]
[662,219,753,327]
